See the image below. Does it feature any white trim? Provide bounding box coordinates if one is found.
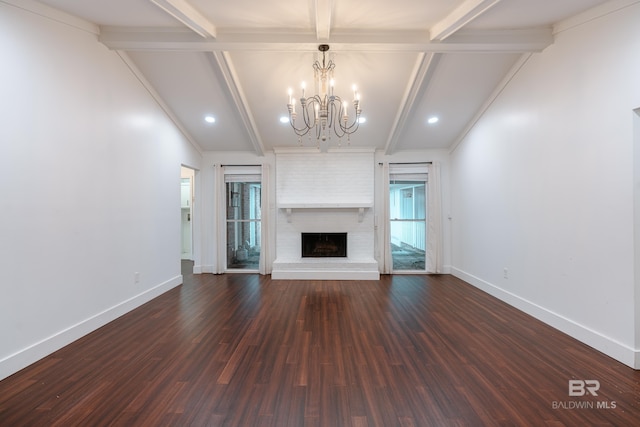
[194,264,214,274]
[116,51,204,155]
[385,53,439,155]
[98,27,553,53]
[0,276,183,381]
[430,0,502,41]
[451,267,639,369]
[449,53,532,154]
[314,0,333,41]
[553,0,640,35]
[0,0,99,35]
[149,0,217,38]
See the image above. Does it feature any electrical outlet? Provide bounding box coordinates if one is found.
[503,268,508,279]
[134,272,140,283]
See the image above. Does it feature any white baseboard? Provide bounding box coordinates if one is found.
[195,265,214,274]
[0,275,183,381]
[451,267,638,370]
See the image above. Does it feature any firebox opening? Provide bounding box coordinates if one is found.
[301,233,347,258]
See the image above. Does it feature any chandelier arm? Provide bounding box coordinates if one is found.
[307,97,322,130]
[340,112,361,132]
[330,95,360,135]
[326,97,336,131]
[289,97,319,135]
[288,110,311,136]
[328,100,345,139]
[300,99,314,130]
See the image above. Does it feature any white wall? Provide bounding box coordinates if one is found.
[450,2,640,367]
[0,2,201,380]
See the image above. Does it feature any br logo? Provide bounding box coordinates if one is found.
[568,380,600,396]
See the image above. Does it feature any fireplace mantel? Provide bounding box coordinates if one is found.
[279,202,372,222]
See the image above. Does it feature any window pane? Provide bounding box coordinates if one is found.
[390,221,425,271]
[226,182,261,220]
[389,181,425,220]
[226,220,261,269]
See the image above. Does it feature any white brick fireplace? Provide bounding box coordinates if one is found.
[271,149,379,280]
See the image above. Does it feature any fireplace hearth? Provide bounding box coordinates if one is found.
[301,233,347,258]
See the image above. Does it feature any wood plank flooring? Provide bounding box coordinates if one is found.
[1,266,639,426]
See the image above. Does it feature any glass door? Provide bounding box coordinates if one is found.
[389,179,426,271]
[225,178,261,270]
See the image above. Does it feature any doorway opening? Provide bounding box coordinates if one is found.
[181,166,195,262]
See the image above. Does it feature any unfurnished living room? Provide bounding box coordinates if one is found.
[1,0,640,425]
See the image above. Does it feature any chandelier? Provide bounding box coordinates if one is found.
[286,44,362,145]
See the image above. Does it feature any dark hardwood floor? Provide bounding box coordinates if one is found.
[1,265,639,426]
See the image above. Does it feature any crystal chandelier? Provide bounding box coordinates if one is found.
[286,44,362,145]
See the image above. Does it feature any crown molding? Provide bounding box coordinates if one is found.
[1,0,99,34]
[553,0,640,35]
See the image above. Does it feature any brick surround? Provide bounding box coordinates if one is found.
[271,150,379,280]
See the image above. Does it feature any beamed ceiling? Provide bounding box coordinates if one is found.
[33,0,611,155]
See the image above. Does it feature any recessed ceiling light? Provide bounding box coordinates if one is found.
[204,115,216,123]
[279,116,290,123]
[358,117,366,124]
[427,116,439,124]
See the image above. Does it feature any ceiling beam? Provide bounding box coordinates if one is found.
[314,0,333,40]
[208,52,265,156]
[430,0,502,41]
[99,27,553,53]
[150,0,217,38]
[384,53,440,155]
